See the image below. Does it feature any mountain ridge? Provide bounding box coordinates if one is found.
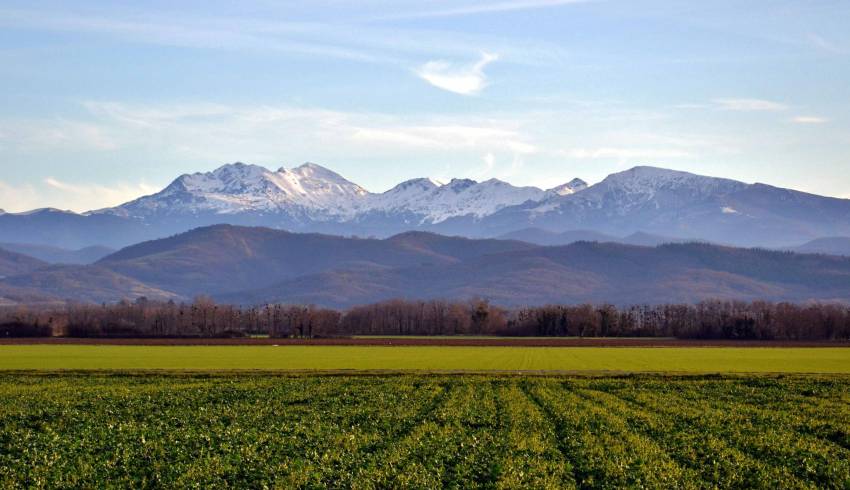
[3,224,850,307]
[3,162,850,249]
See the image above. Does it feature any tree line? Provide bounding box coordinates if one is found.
[1,298,849,340]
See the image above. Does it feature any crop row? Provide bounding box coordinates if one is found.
[0,374,848,488]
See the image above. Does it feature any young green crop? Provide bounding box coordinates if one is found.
[0,374,848,488]
[2,345,850,372]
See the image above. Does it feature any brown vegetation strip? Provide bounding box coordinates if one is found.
[1,337,849,347]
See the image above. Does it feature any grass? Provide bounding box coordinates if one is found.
[1,374,848,487]
[1,345,849,372]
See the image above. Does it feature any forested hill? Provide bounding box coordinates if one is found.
[2,225,850,307]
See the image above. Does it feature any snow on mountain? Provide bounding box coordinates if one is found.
[368,177,546,223]
[594,166,746,200]
[530,166,747,216]
[483,165,850,247]
[101,162,557,225]
[11,208,79,216]
[100,162,369,220]
[547,178,588,196]
[6,161,850,249]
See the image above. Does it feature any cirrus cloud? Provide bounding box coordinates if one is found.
[791,115,828,124]
[0,178,158,213]
[712,98,788,112]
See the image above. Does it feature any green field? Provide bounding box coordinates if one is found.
[1,374,848,488]
[1,345,850,373]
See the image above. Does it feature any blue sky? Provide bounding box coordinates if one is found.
[1,0,848,212]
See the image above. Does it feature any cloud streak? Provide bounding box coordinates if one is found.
[712,98,788,112]
[0,178,157,214]
[791,115,828,124]
[557,147,693,160]
[367,0,590,21]
[4,97,825,211]
[416,52,499,95]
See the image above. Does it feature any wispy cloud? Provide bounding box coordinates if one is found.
[416,52,499,95]
[712,98,788,112]
[0,118,119,152]
[807,33,844,55]
[1,98,812,209]
[790,115,829,124]
[44,177,159,209]
[367,0,590,21]
[0,8,394,63]
[0,181,41,213]
[0,6,568,66]
[557,147,693,160]
[0,178,157,213]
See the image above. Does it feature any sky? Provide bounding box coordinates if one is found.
[0,0,849,212]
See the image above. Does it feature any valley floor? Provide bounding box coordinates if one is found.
[1,374,848,488]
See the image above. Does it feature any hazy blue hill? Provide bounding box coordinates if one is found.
[6,225,850,306]
[495,228,617,246]
[1,265,179,303]
[792,236,850,256]
[218,237,850,307]
[97,225,535,297]
[0,242,114,264]
[0,247,47,277]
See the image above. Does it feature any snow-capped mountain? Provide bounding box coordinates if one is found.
[368,177,545,223]
[530,166,746,216]
[99,162,555,226]
[99,162,369,220]
[3,162,850,249]
[481,166,850,246]
[546,178,588,197]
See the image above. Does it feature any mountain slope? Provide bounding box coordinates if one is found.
[4,163,850,249]
[0,243,114,264]
[101,162,369,221]
[95,225,537,297]
[366,178,546,224]
[100,162,554,228]
[5,225,850,307]
[1,265,179,303]
[483,166,850,247]
[546,178,588,196]
[223,241,850,307]
[0,248,47,278]
[792,237,850,256]
[0,209,149,249]
[496,228,618,246]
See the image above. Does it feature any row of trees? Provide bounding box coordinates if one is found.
[2,298,849,340]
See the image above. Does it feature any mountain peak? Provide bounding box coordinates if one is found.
[10,207,78,216]
[447,178,477,191]
[610,165,694,179]
[211,161,261,171]
[391,177,441,192]
[293,161,332,174]
[104,161,369,220]
[548,178,588,196]
[599,166,747,194]
[288,162,359,186]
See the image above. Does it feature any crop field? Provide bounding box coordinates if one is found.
[0,374,848,488]
[2,345,850,373]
